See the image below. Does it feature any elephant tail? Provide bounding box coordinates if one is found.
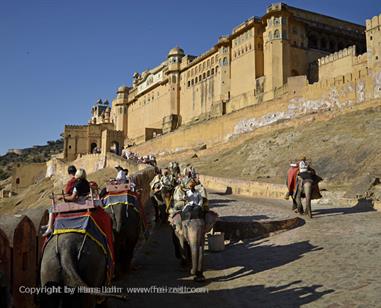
[58,238,89,288]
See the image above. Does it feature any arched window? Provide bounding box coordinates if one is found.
[222,57,228,66]
[207,70,210,77]
[195,76,198,83]
[203,72,206,79]
[274,29,280,39]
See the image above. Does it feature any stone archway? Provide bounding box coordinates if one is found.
[90,143,98,154]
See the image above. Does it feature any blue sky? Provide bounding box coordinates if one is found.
[0,0,379,155]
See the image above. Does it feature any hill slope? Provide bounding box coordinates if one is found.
[174,104,381,199]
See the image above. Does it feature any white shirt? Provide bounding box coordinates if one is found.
[299,160,309,173]
[185,189,203,207]
[116,170,127,183]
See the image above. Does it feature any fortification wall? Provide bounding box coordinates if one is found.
[131,65,381,156]
[11,163,47,192]
[318,46,357,80]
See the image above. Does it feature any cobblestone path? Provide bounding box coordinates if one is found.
[109,192,381,308]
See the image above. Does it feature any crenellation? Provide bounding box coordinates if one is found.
[318,46,356,66]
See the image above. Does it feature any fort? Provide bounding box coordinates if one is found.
[61,3,380,160]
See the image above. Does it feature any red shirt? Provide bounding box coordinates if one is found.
[64,177,77,195]
[287,166,299,193]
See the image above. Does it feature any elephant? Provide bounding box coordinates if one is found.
[171,208,218,282]
[295,170,323,219]
[40,233,107,308]
[104,198,141,275]
[295,177,313,218]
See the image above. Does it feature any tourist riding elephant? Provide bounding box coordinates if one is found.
[295,171,323,219]
[40,233,107,308]
[104,197,141,275]
[295,178,313,218]
[171,208,218,282]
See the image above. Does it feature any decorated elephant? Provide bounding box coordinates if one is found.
[103,192,141,275]
[171,208,218,281]
[295,173,322,218]
[40,232,108,308]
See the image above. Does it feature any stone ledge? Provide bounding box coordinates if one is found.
[199,174,287,200]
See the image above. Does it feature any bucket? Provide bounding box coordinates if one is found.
[207,232,225,252]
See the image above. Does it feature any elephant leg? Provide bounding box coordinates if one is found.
[304,182,313,218]
[295,182,304,215]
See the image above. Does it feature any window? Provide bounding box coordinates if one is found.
[203,72,206,79]
[207,59,210,67]
[207,70,210,77]
[195,76,198,83]
[211,68,214,75]
[191,79,194,85]
[274,18,280,25]
[199,74,202,81]
[187,81,190,87]
[274,29,280,39]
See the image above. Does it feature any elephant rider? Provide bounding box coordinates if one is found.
[295,156,322,203]
[150,168,164,222]
[43,168,91,236]
[115,165,128,184]
[160,169,175,213]
[171,182,187,213]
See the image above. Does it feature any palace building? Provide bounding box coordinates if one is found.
[63,2,380,161]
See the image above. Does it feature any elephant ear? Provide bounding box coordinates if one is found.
[204,211,218,233]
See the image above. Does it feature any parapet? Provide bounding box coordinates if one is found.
[366,13,381,30]
[318,46,356,66]
[64,124,88,129]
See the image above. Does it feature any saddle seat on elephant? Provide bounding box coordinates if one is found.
[46,198,115,283]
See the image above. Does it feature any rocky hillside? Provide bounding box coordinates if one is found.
[164,104,381,199]
[0,139,63,180]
